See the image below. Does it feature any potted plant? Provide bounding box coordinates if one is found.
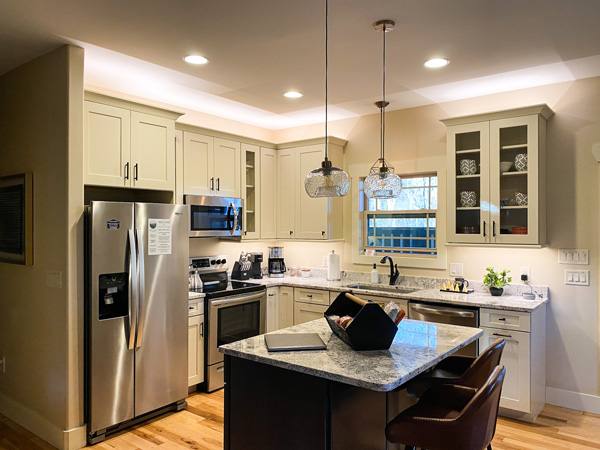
[483,267,512,296]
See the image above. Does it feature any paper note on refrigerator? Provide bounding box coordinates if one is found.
[148,218,172,255]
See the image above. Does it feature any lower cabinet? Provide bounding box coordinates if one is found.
[188,313,205,387]
[294,302,329,325]
[479,305,546,421]
[266,287,279,332]
[279,287,295,329]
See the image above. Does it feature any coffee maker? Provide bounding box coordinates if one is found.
[247,252,263,279]
[268,246,286,278]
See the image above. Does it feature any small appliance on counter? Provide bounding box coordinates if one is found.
[189,265,203,291]
[268,246,286,278]
[249,252,263,279]
[231,252,251,280]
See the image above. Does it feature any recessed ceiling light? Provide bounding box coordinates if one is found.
[425,58,449,68]
[184,55,208,65]
[284,91,303,98]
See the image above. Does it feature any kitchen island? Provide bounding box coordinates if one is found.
[220,318,482,450]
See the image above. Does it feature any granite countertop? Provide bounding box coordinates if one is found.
[188,291,205,300]
[248,276,548,312]
[220,318,482,392]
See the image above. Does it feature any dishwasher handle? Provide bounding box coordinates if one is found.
[411,303,476,318]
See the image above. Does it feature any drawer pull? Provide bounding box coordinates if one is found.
[268,294,274,297]
[307,294,313,298]
[498,317,506,321]
[493,332,513,338]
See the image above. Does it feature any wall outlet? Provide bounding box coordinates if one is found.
[449,263,463,277]
[520,267,531,281]
[565,270,590,286]
[323,256,328,267]
[558,249,589,265]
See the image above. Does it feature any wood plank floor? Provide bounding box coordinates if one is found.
[1,392,599,450]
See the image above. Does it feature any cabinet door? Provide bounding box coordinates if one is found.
[489,115,540,244]
[130,112,175,191]
[294,287,330,306]
[279,286,294,329]
[276,149,296,238]
[295,145,328,239]
[84,102,131,187]
[480,327,530,413]
[183,132,214,195]
[213,138,241,197]
[188,315,205,387]
[447,122,490,243]
[266,287,279,332]
[294,302,328,325]
[260,148,277,239]
[242,143,260,239]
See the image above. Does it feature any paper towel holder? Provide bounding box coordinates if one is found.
[327,249,342,281]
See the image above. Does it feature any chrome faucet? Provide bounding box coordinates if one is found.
[380,256,400,285]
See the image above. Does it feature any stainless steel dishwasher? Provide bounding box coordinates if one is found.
[408,302,479,356]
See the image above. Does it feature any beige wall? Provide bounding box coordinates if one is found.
[0,45,85,449]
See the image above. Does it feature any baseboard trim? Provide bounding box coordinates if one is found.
[546,387,600,415]
[0,392,86,450]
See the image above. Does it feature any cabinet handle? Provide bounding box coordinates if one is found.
[210,177,214,191]
[134,163,138,181]
[321,231,325,238]
[493,221,496,237]
[290,230,293,236]
[492,332,512,338]
[244,231,247,236]
[498,317,506,321]
[217,178,220,191]
[307,294,313,298]
[268,294,275,297]
[200,322,204,337]
[125,162,130,180]
[483,221,487,237]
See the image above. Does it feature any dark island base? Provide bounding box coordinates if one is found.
[224,355,412,450]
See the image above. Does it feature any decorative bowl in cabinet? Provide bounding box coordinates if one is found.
[500,197,509,207]
[500,161,513,173]
[515,192,528,206]
[460,191,477,207]
[515,153,528,171]
[459,159,477,175]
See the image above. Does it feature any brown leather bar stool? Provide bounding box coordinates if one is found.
[386,365,506,450]
[407,338,505,397]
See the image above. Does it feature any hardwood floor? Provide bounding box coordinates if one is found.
[1,392,599,450]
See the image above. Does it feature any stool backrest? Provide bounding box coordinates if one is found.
[460,338,505,388]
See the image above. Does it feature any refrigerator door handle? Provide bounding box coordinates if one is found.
[127,229,138,350]
[135,229,146,348]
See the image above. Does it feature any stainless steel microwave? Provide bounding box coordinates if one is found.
[184,195,243,238]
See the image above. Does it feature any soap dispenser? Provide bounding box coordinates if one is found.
[371,263,379,284]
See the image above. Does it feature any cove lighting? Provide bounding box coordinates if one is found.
[284,91,303,98]
[184,55,208,65]
[425,58,449,68]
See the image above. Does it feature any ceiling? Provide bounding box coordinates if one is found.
[1,0,600,129]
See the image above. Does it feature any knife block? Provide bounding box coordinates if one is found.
[324,291,398,351]
[231,261,250,280]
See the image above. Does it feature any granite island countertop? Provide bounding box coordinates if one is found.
[220,318,482,392]
[247,276,547,312]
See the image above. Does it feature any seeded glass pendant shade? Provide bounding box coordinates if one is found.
[364,20,402,200]
[304,0,350,198]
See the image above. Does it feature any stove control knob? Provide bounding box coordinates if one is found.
[216,259,222,265]
[210,260,216,265]
[221,259,227,264]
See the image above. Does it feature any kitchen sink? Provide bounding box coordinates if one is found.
[344,283,417,294]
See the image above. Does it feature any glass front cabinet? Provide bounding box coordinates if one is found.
[241,143,261,239]
[443,105,553,245]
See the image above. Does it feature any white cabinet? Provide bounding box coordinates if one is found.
[260,147,277,239]
[443,105,553,245]
[188,313,205,387]
[266,287,279,332]
[279,286,295,329]
[294,302,328,325]
[242,143,261,239]
[479,305,546,421]
[276,139,345,240]
[182,132,241,197]
[84,94,179,191]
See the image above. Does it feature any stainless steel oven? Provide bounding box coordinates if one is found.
[184,195,243,238]
[207,290,266,391]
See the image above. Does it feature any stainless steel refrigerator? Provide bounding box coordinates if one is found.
[85,201,189,444]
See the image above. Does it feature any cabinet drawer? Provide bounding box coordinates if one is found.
[188,299,203,317]
[294,302,328,325]
[480,308,530,332]
[294,288,330,306]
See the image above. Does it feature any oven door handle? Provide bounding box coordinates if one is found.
[210,291,265,307]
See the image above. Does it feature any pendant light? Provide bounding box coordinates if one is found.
[364,20,402,199]
[304,0,351,198]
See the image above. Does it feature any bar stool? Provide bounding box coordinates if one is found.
[407,338,505,397]
[386,365,506,450]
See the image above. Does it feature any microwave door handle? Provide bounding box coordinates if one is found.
[127,229,138,350]
[135,229,145,348]
[230,202,238,236]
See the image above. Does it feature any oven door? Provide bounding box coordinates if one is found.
[185,195,243,237]
[208,290,266,365]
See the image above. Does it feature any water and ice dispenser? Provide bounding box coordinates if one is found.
[98,273,128,320]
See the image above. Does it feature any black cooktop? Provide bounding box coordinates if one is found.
[201,280,265,299]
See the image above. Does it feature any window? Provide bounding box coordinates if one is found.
[361,174,437,256]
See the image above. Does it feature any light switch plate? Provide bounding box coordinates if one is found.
[449,263,463,276]
[322,256,328,267]
[558,249,589,265]
[565,270,590,286]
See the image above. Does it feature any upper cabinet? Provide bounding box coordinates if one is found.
[443,105,553,245]
[182,132,241,197]
[260,147,277,240]
[84,93,181,191]
[241,143,260,239]
[276,139,346,240]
